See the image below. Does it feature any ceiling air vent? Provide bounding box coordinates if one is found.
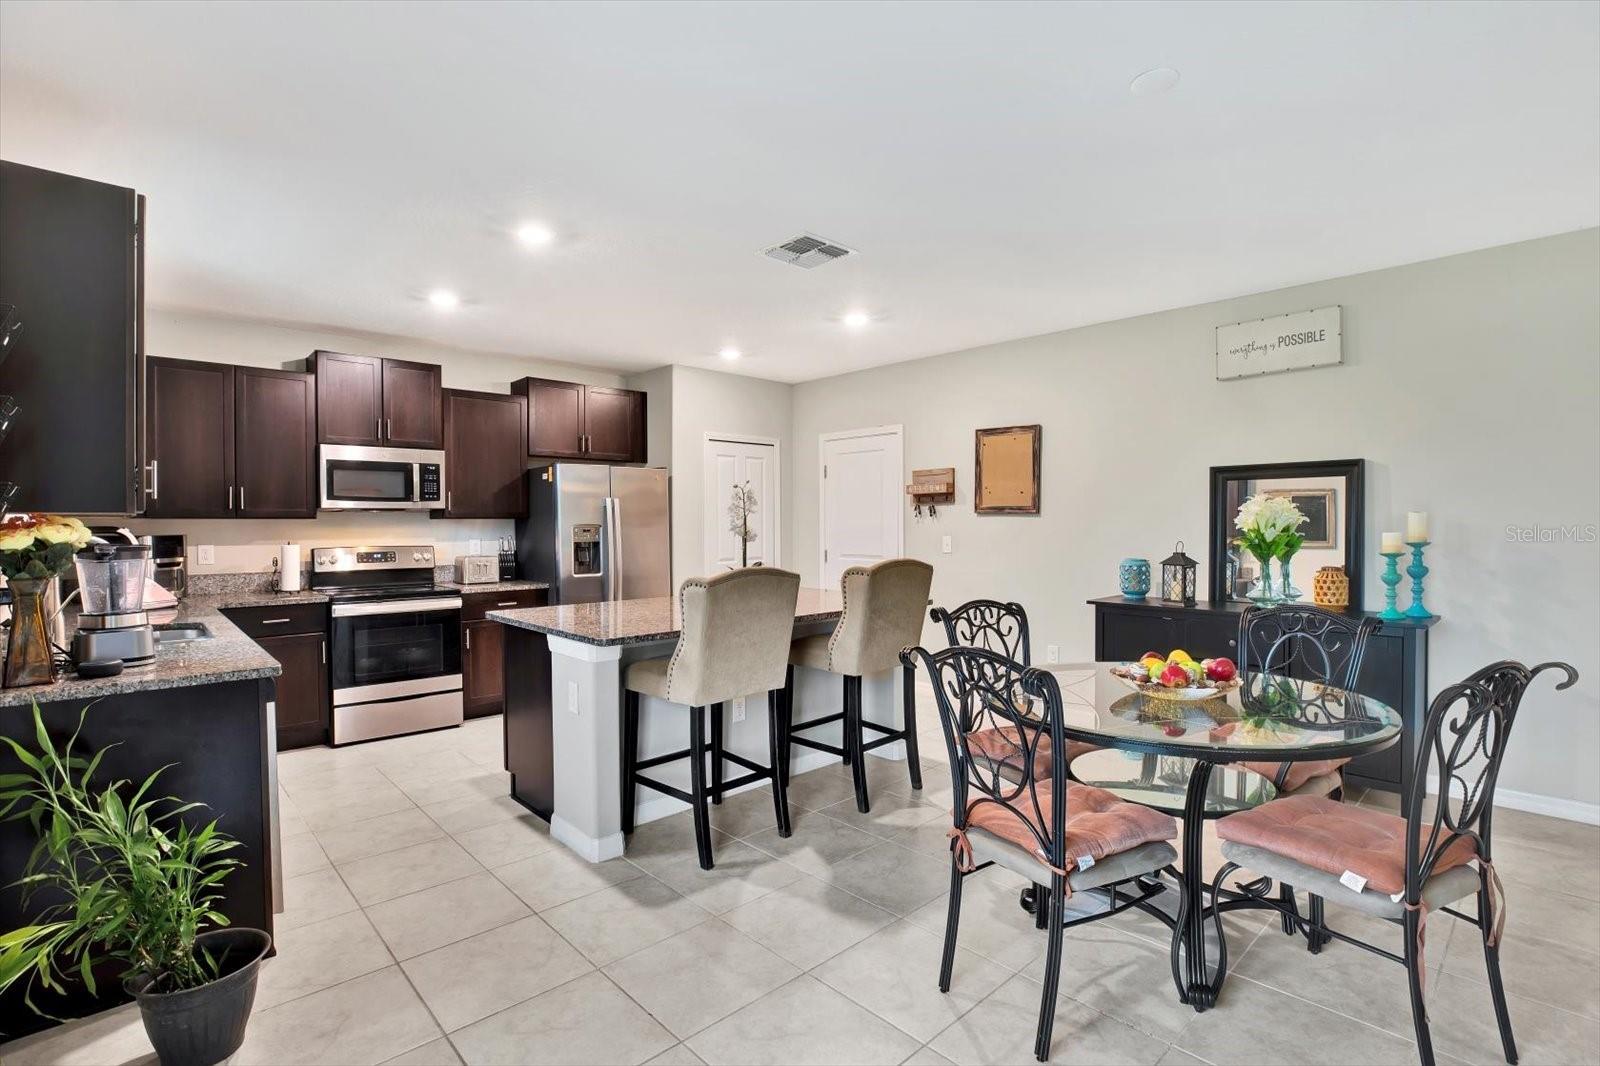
[761,233,855,269]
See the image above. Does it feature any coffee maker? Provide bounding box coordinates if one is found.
[70,542,156,666]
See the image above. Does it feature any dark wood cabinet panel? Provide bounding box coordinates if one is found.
[504,626,555,817]
[310,350,382,446]
[0,161,143,515]
[381,358,442,448]
[463,619,506,718]
[442,389,526,518]
[236,367,316,518]
[1095,606,1181,663]
[521,377,586,458]
[255,631,329,750]
[583,386,640,461]
[1181,614,1240,660]
[461,586,547,622]
[145,357,234,518]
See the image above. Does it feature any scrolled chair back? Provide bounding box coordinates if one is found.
[900,643,1066,868]
[929,599,1031,665]
[1405,659,1578,902]
[1238,603,1379,689]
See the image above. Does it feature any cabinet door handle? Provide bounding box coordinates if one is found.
[146,460,160,501]
[377,417,383,441]
[386,418,393,440]
[260,617,292,625]
[321,639,327,664]
[228,484,233,510]
[465,627,472,650]
[239,485,245,511]
[496,601,519,607]
[447,490,452,511]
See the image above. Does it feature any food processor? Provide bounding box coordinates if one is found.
[70,542,156,667]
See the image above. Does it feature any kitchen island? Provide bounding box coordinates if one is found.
[490,588,911,862]
[0,597,283,1032]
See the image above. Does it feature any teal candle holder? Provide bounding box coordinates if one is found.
[1379,551,1405,621]
[1405,540,1434,619]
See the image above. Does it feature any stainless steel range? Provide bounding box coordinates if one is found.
[311,545,462,744]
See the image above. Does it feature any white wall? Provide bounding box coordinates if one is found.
[128,308,628,573]
[792,229,1600,815]
[661,366,793,590]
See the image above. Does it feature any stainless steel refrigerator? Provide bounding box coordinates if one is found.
[515,464,671,604]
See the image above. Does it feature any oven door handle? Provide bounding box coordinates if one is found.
[331,597,464,618]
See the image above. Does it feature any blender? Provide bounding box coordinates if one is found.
[71,542,157,667]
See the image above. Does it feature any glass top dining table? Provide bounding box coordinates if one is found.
[1038,663,1403,1012]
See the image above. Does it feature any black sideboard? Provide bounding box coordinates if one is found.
[1089,596,1438,804]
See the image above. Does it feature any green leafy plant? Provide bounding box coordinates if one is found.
[0,704,242,1016]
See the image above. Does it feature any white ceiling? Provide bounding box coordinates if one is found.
[2,1,1596,383]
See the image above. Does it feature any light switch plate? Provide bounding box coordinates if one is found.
[1046,644,1060,664]
[941,535,952,554]
[469,538,482,555]
[567,681,581,716]
[732,696,747,723]
[196,544,215,565]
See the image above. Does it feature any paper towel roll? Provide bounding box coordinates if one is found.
[278,543,302,591]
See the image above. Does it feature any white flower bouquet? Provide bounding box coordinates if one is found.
[1233,494,1307,565]
[0,513,94,580]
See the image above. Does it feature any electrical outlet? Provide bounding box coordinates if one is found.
[469,538,482,555]
[1046,644,1060,664]
[196,544,215,565]
[732,696,747,723]
[567,681,581,716]
[941,535,952,554]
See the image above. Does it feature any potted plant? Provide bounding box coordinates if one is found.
[0,704,269,1066]
[1233,494,1307,605]
[0,513,94,687]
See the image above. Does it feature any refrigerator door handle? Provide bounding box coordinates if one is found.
[601,496,616,601]
[610,496,623,601]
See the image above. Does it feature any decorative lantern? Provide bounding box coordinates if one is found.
[1160,541,1198,605]
[1313,565,1350,608]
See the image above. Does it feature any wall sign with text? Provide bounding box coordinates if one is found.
[1215,305,1343,380]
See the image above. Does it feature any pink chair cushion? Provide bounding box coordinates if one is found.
[1239,758,1350,793]
[1216,794,1478,896]
[963,781,1177,868]
[966,727,1098,778]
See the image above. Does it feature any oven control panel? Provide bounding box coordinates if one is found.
[314,545,436,573]
[419,464,442,503]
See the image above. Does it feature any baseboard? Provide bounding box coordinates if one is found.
[551,814,625,860]
[632,747,843,826]
[1423,774,1599,826]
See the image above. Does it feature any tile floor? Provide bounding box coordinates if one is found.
[4,683,1599,1066]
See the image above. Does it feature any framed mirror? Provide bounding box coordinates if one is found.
[1208,459,1365,610]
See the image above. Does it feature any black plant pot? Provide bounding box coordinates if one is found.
[124,928,272,1066]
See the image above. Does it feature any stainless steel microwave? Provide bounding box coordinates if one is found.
[319,444,446,511]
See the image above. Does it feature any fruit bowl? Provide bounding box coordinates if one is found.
[1110,649,1241,702]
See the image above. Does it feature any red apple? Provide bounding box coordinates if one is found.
[1159,663,1192,688]
[1141,650,1163,663]
[1162,723,1187,737]
[1205,657,1237,683]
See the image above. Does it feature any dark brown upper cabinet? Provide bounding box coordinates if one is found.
[145,358,316,519]
[441,388,527,518]
[0,161,145,515]
[309,351,441,449]
[235,366,317,517]
[146,358,234,518]
[515,377,646,463]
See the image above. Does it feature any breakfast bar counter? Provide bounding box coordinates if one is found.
[490,588,911,861]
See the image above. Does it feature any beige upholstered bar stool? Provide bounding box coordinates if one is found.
[784,558,934,813]
[622,567,802,870]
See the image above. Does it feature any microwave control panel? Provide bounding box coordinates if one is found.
[418,463,442,502]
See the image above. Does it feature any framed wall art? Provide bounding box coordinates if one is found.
[974,424,1041,514]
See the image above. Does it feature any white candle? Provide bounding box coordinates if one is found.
[1381,531,1404,554]
[1406,511,1430,542]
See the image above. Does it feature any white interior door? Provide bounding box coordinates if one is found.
[704,436,778,572]
[819,427,903,587]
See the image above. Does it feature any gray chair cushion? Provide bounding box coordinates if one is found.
[792,558,934,676]
[966,826,1176,892]
[1219,840,1482,919]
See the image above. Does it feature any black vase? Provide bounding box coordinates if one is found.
[124,928,272,1066]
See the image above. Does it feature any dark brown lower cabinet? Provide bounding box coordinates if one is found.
[223,605,330,750]
[1089,596,1436,805]
[461,587,548,718]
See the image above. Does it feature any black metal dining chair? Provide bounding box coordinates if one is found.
[902,643,1179,1062]
[1211,659,1578,1066]
[930,598,1031,663]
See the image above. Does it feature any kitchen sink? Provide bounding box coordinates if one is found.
[154,623,212,643]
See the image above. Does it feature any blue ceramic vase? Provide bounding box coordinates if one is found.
[1119,558,1151,600]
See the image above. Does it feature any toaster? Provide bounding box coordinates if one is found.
[454,555,500,585]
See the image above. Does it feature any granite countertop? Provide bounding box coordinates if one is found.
[439,579,550,596]
[0,597,282,709]
[489,586,844,646]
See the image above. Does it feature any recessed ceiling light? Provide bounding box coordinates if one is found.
[427,289,460,310]
[718,346,743,361]
[1129,67,1180,97]
[842,310,872,330]
[516,222,555,247]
